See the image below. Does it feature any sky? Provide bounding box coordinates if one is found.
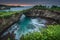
[0,0,60,6]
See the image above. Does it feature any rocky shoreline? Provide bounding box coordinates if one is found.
[24,9,60,24]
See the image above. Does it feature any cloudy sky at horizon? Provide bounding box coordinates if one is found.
[0,0,60,6]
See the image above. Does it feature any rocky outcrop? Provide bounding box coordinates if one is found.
[0,13,22,36]
[24,9,60,24]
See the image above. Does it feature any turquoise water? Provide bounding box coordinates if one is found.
[13,15,47,40]
[1,14,47,40]
[1,6,47,40]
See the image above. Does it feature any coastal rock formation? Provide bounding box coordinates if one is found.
[24,9,60,24]
[0,13,22,35]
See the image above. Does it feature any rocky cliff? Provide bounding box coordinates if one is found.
[24,9,60,24]
[0,13,22,36]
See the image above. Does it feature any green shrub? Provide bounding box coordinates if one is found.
[0,11,20,19]
[20,25,60,40]
[8,38,11,40]
[32,5,60,11]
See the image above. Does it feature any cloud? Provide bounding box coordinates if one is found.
[0,0,60,6]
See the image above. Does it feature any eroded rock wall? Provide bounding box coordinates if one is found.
[24,9,60,24]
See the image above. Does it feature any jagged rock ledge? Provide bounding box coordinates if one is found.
[0,13,22,36]
[24,9,60,24]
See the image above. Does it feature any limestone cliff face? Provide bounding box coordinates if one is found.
[0,13,22,35]
[24,9,60,24]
